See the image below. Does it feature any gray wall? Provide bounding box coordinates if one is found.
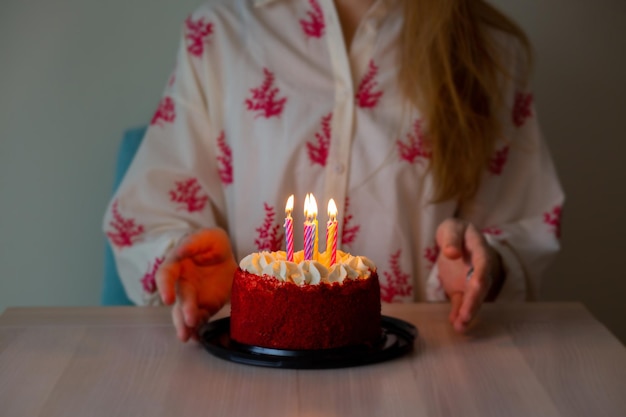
[1,1,625,343]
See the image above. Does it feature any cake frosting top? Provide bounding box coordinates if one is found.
[239,250,376,286]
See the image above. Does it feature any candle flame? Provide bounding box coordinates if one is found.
[309,194,318,219]
[303,193,310,217]
[285,194,294,215]
[304,193,318,221]
[327,198,337,221]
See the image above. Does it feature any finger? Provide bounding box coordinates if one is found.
[190,251,223,266]
[156,251,182,306]
[456,271,489,332]
[197,308,212,324]
[177,280,199,328]
[176,228,224,257]
[436,219,467,260]
[455,279,484,331]
[449,292,463,324]
[189,309,211,342]
[458,224,491,320]
[175,233,203,258]
[463,224,490,266]
[176,229,233,266]
[172,304,192,342]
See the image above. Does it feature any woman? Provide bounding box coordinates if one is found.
[103,0,563,341]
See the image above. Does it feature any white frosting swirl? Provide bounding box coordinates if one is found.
[239,250,375,285]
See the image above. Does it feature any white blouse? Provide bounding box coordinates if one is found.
[103,0,564,306]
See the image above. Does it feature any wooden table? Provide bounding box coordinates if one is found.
[1,303,625,417]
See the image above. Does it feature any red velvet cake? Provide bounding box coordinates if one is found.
[230,250,381,350]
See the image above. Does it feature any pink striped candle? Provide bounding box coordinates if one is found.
[310,194,319,261]
[284,195,294,262]
[303,194,316,261]
[326,198,338,266]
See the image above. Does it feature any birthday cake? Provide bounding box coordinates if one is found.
[230,250,381,350]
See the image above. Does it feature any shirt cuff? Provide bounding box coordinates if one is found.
[116,231,188,306]
[484,234,528,302]
[425,264,447,301]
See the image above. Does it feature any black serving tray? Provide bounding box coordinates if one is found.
[199,315,417,369]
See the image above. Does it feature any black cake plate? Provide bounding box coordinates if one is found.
[198,315,417,369]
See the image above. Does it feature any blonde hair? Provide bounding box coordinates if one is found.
[400,0,532,203]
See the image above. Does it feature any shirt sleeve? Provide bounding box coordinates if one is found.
[458,100,564,302]
[102,23,227,306]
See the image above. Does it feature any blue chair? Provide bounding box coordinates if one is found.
[101,126,147,305]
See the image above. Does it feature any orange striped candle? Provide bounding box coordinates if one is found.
[326,198,338,266]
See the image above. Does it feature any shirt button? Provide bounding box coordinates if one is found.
[334,163,345,174]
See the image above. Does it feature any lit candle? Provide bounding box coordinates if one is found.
[309,194,319,260]
[326,198,338,266]
[284,195,294,262]
[303,194,316,260]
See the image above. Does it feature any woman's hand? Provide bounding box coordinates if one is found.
[436,219,504,332]
[156,228,238,342]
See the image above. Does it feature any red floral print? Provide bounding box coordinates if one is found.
[141,257,164,294]
[397,119,431,163]
[341,197,360,245]
[150,96,176,127]
[513,91,533,128]
[255,203,285,252]
[216,131,233,185]
[482,226,503,236]
[356,60,384,109]
[544,205,562,238]
[245,68,287,119]
[169,178,209,212]
[185,16,214,57]
[489,145,510,175]
[300,0,325,38]
[306,113,332,166]
[424,243,440,270]
[380,250,412,302]
[106,200,144,248]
